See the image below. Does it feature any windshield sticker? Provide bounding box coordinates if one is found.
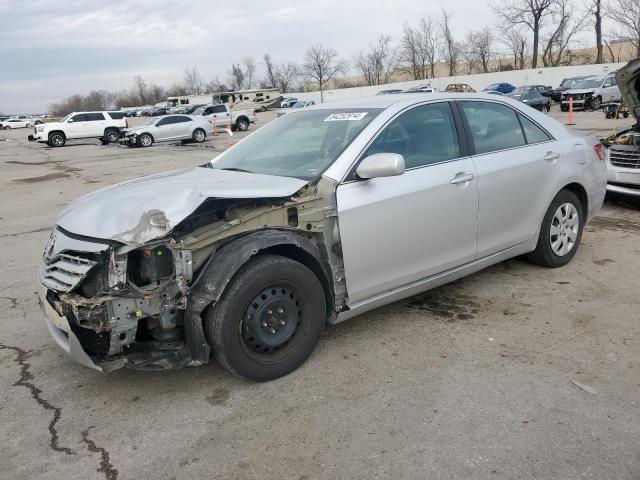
[324,112,368,122]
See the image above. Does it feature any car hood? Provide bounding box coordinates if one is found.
[563,88,596,95]
[57,167,308,246]
[617,58,640,120]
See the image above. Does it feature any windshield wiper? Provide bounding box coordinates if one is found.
[217,167,254,174]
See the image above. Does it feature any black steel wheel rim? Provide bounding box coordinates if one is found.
[241,285,302,356]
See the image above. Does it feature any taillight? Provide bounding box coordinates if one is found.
[594,143,606,161]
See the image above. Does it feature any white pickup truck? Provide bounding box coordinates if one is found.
[190,104,257,131]
[28,111,127,147]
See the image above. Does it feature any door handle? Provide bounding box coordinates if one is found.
[450,173,474,184]
[544,152,560,162]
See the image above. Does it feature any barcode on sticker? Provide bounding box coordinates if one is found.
[324,112,368,121]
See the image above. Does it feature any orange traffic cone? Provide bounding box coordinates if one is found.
[566,97,575,126]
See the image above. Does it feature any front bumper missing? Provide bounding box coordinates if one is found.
[37,288,103,371]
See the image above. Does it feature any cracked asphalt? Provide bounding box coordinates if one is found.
[1,108,639,480]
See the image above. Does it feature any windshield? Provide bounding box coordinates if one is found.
[192,106,206,115]
[291,102,307,109]
[572,78,602,89]
[143,117,158,126]
[60,113,72,122]
[210,108,382,180]
[510,87,529,95]
[485,84,499,90]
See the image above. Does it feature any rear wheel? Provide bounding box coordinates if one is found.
[236,117,249,132]
[138,133,153,147]
[205,254,326,381]
[192,128,206,143]
[104,128,120,143]
[47,132,66,147]
[528,190,584,268]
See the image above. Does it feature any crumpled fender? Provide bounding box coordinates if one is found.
[183,229,330,365]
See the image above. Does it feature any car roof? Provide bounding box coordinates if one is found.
[304,92,525,111]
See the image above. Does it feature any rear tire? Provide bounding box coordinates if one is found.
[205,254,326,381]
[236,117,249,132]
[192,128,206,143]
[104,128,120,143]
[528,190,584,268]
[560,105,569,112]
[47,132,66,147]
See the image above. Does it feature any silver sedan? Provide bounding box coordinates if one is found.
[39,93,607,380]
[121,114,211,147]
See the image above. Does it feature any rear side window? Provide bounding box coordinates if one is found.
[518,114,552,144]
[157,117,176,126]
[173,116,192,123]
[460,101,526,154]
[85,113,105,121]
[108,111,125,119]
[367,102,460,169]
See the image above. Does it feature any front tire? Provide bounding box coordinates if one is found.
[205,254,326,381]
[192,128,206,143]
[591,96,602,111]
[47,132,66,147]
[528,190,584,268]
[138,133,153,147]
[541,105,549,114]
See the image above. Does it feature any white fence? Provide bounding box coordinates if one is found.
[291,63,627,103]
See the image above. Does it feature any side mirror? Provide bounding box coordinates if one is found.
[356,153,405,179]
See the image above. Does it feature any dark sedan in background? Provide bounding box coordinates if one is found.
[507,87,552,113]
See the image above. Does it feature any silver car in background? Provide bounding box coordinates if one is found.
[38,93,607,380]
[120,114,211,147]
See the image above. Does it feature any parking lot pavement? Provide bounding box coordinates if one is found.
[1,107,639,480]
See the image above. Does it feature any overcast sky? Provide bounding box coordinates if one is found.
[0,0,592,113]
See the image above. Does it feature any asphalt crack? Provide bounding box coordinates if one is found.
[0,343,76,455]
[81,427,119,480]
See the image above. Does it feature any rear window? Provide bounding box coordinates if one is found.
[108,111,125,119]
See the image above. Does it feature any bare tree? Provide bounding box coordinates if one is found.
[502,29,529,70]
[491,0,555,68]
[461,33,481,74]
[440,9,460,77]
[302,44,346,102]
[609,0,640,57]
[466,27,493,73]
[227,64,245,91]
[274,61,299,93]
[591,0,604,63]
[263,54,277,88]
[541,0,589,66]
[242,57,256,89]
[166,81,188,97]
[204,77,229,93]
[353,35,400,86]
[182,67,204,95]
[400,17,440,80]
[133,75,149,105]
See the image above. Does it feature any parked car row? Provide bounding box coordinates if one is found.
[26,102,257,148]
[1,115,43,129]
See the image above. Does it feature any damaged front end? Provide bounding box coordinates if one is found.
[38,170,347,372]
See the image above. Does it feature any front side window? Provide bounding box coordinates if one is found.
[366,102,460,169]
[211,105,226,114]
[210,108,381,180]
[460,101,526,154]
[71,114,87,122]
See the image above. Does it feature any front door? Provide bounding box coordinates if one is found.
[337,102,478,305]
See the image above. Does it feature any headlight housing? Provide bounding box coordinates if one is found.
[36,125,45,132]
[127,245,173,287]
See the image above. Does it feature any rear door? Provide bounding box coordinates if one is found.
[172,115,193,138]
[154,117,177,140]
[458,100,563,257]
[337,101,478,304]
[85,112,106,136]
[601,75,621,102]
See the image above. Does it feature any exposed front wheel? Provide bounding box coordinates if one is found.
[47,132,66,147]
[541,105,549,114]
[138,133,153,147]
[192,128,206,143]
[591,96,602,111]
[205,254,326,381]
[104,128,120,143]
[528,190,584,268]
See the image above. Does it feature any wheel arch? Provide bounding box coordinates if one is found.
[48,130,66,139]
[560,182,589,216]
[182,229,334,364]
[235,115,249,125]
